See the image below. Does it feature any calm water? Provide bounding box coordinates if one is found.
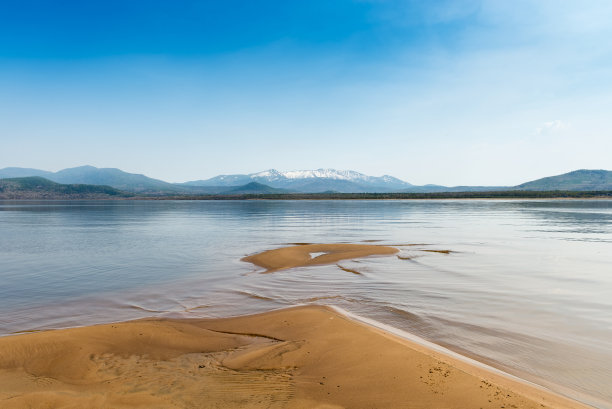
[1,200,611,407]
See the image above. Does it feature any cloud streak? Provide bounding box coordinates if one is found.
[535,120,569,136]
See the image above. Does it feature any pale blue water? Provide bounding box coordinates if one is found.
[1,200,611,407]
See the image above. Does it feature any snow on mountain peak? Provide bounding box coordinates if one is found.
[274,169,369,181]
[242,169,411,186]
[251,169,284,179]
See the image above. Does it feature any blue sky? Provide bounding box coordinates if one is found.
[1,0,611,185]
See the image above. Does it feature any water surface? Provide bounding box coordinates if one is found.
[0,200,610,407]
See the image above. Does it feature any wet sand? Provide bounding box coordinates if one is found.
[0,305,590,409]
[242,243,399,272]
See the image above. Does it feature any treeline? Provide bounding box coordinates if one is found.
[0,177,131,199]
[151,190,612,200]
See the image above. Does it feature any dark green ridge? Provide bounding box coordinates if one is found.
[0,177,133,199]
[514,169,612,191]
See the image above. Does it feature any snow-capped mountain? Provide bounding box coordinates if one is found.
[183,169,413,192]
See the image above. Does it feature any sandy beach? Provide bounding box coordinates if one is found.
[0,305,591,409]
[0,244,595,408]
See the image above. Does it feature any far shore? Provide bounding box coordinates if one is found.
[2,191,612,201]
[139,191,612,201]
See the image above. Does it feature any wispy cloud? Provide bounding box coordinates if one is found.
[535,120,568,136]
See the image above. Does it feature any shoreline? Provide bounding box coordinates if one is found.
[333,306,607,409]
[0,305,594,409]
[3,195,612,201]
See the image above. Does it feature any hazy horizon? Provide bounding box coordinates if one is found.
[2,164,610,187]
[2,1,611,185]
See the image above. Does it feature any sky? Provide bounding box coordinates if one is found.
[1,0,611,185]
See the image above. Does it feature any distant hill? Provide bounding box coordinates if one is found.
[0,177,131,199]
[0,166,176,193]
[0,166,217,195]
[399,185,508,193]
[0,167,54,179]
[514,169,612,191]
[184,174,252,187]
[222,182,292,194]
[48,166,184,193]
[399,170,612,193]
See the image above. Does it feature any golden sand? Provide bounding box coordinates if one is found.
[0,306,591,409]
[242,243,399,272]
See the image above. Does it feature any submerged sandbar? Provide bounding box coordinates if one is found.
[242,243,399,272]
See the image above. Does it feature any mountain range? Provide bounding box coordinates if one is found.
[0,166,220,194]
[181,169,412,193]
[0,166,611,195]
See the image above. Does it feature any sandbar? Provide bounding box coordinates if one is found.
[0,305,591,409]
[242,243,399,272]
